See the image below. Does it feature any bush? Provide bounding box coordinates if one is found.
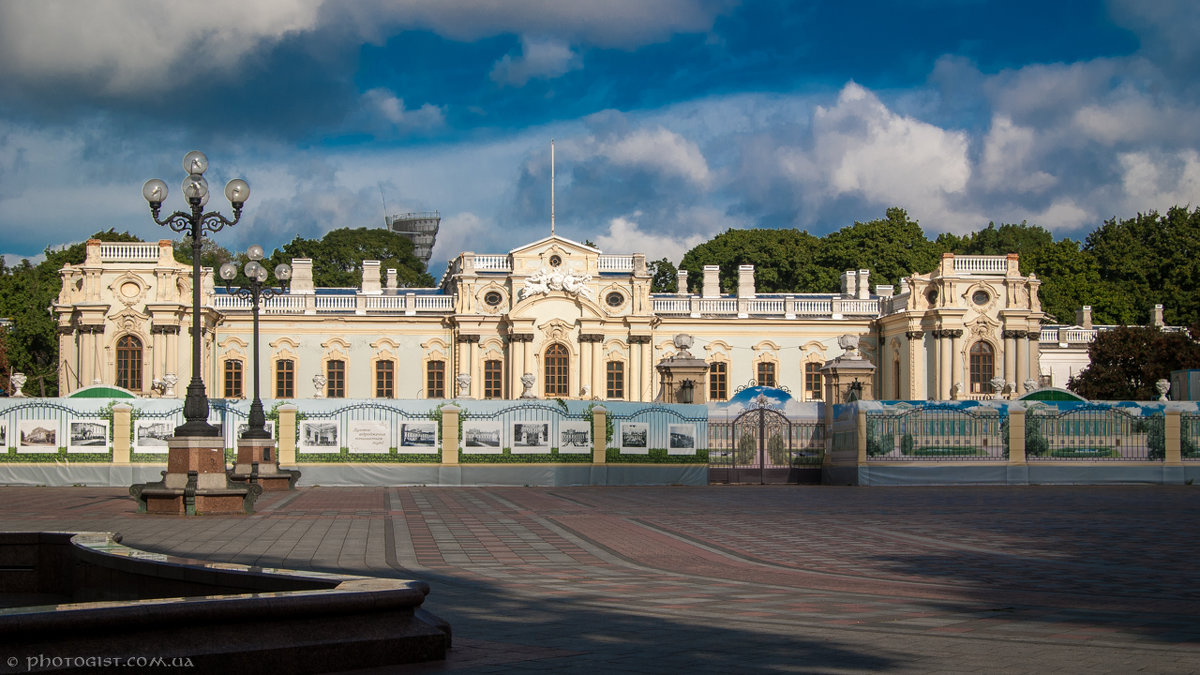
[736,434,757,464]
[900,433,914,455]
[767,433,789,464]
[1025,415,1048,457]
[1145,415,1165,460]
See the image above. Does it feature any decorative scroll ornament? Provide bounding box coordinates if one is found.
[521,266,593,300]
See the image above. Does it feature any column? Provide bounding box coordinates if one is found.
[1016,331,1029,386]
[1028,333,1040,387]
[78,328,95,388]
[592,338,604,399]
[1003,330,1016,386]
[166,326,179,386]
[906,331,924,399]
[469,338,480,399]
[152,327,165,386]
[630,336,651,401]
[950,329,963,397]
[936,330,947,400]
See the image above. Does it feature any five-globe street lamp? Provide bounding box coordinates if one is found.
[220,247,291,440]
[143,152,250,437]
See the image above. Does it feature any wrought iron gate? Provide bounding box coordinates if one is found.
[709,399,823,484]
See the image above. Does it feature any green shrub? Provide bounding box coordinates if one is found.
[900,433,914,455]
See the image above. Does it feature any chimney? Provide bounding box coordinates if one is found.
[737,265,755,299]
[875,285,893,298]
[1152,304,1164,327]
[702,265,720,298]
[361,260,381,294]
[1076,306,1092,329]
[386,268,398,290]
[858,269,870,299]
[290,259,314,293]
[841,270,857,298]
[676,269,688,295]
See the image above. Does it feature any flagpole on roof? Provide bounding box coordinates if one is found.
[551,139,556,237]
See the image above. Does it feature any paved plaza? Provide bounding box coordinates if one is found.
[0,484,1197,673]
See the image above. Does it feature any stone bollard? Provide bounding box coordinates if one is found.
[440,405,460,465]
[591,405,607,464]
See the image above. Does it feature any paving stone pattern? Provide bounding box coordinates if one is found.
[0,485,1197,673]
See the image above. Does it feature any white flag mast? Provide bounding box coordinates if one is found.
[550,139,556,237]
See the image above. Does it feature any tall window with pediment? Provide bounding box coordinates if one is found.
[606,361,625,400]
[326,360,346,398]
[544,344,569,397]
[116,335,142,391]
[275,359,295,398]
[757,361,776,388]
[805,362,822,400]
[709,362,727,401]
[223,360,243,398]
[375,360,394,398]
[426,360,445,398]
[969,342,994,394]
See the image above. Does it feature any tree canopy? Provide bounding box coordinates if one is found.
[267,227,434,288]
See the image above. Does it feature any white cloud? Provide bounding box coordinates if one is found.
[979,115,1055,193]
[490,36,580,87]
[0,0,323,94]
[360,89,445,131]
[1118,150,1200,214]
[0,0,729,95]
[593,215,708,261]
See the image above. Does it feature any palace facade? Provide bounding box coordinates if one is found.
[56,236,1094,403]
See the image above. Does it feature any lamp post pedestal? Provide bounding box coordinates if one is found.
[229,437,301,491]
[130,437,262,515]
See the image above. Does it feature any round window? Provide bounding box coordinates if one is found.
[606,292,624,307]
[972,290,989,305]
[549,254,562,267]
[484,291,503,306]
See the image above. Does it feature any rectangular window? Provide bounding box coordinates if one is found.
[484,360,503,399]
[709,362,727,401]
[275,359,294,398]
[427,360,445,398]
[606,361,625,399]
[805,362,822,400]
[326,360,346,398]
[223,360,243,398]
[375,360,394,398]
[757,362,776,388]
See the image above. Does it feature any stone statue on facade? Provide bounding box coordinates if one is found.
[672,333,695,358]
[520,372,537,399]
[1156,378,1170,402]
[950,382,962,400]
[990,376,1006,400]
[161,373,178,397]
[456,373,472,398]
[520,266,594,301]
[10,372,26,397]
[313,374,326,399]
[837,334,860,359]
[1023,378,1038,394]
[580,384,591,399]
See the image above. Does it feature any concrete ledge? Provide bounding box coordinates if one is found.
[0,532,449,672]
[296,463,708,486]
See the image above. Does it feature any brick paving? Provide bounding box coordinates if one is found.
[1,484,1198,673]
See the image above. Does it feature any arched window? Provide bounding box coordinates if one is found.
[116,335,142,391]
[544,344,569,397]
[969,342,994,394]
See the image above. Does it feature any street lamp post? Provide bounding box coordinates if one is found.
[220,248,291,440]
[143,151,249,437]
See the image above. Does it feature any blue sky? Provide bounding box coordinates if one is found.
[1,0,1197,277]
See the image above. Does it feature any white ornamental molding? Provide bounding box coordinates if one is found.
[521,266,594,301]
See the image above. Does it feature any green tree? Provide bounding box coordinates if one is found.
[679,228,827,293]
[648,258,678,293]
[936,221,1053,261]
[173,235,236,271]
[1067,326,1200,400]
[268,227,434,288]
[818,208,944,289]
[1083,207,1200,327]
